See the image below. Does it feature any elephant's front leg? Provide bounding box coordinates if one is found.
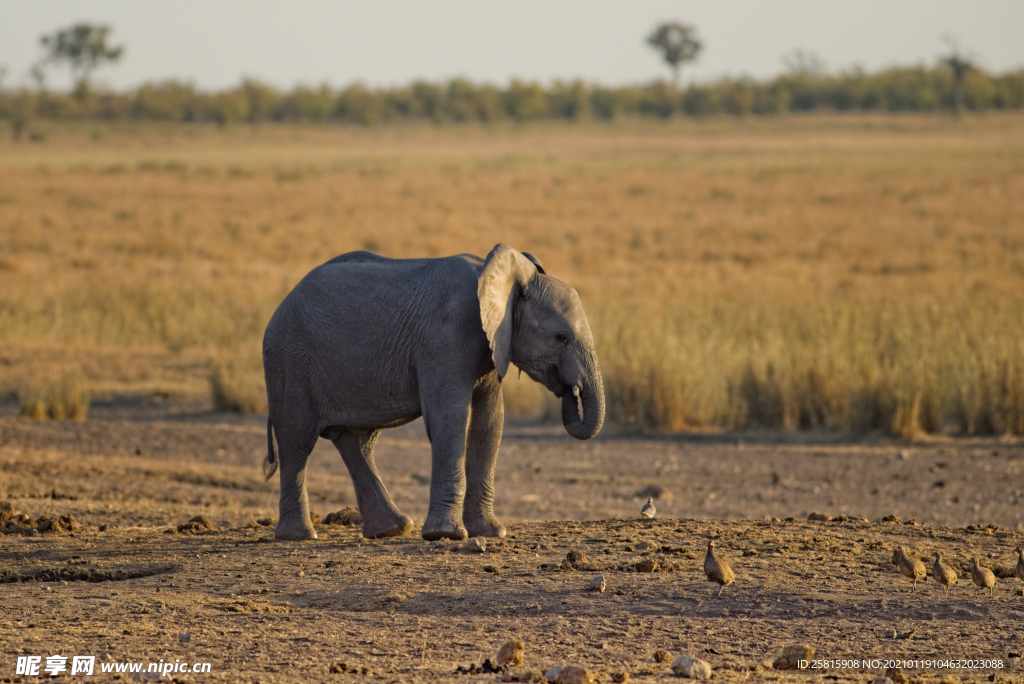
[463,373,507,538]
[421,395,471,541]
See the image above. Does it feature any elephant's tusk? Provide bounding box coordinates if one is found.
[572,385,580,397]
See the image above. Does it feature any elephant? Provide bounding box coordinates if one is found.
[261,243,605,541]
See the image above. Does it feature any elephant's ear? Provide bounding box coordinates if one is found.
[478,244,538,378]
[521,252,545,275]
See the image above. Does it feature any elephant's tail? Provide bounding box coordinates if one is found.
[263,417,279,481]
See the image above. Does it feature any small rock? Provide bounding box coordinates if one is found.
[463,538,486,553]
[544,666,564,682]
[611,672,630,683]
[496,638,525,666]
[885,666,908,684]
[654,650,672,663]
[178,632,191,643]
[898,449,910,459]
[773,644,814,671]
[1016,587,1024,597]
[329,662,348,673]
[880,514,902,523]
[670,655,712,680]
[589,575,606,592]
[502,667,544,682]
[548,666,595,684]
[807,512,831,522]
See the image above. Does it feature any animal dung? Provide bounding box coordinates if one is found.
[635,558,659,573]
[496,638,525,666]
[323,508,362,526]
[176,516,212,534]
[773,644,814,670]
[670,655,712,680]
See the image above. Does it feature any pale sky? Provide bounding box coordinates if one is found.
[2,1,1022,91]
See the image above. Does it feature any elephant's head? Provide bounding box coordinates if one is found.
[478,244,605,440]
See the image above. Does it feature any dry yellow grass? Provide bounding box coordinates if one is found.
[1,114,1022,432]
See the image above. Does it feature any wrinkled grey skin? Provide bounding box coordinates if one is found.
[262,244,605,541]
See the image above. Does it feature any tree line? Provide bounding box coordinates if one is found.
[1,65,1020,133]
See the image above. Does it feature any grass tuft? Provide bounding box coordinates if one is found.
[210,361,266,414]
[19,372,90,420]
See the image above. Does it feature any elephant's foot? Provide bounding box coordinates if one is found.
[464,513,507,539]
[275,512,318,541]
[421,511,468,541]
[363,512,414,539]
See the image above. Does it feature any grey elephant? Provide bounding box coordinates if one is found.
[261,244,605,541]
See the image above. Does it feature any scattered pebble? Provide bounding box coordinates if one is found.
[653,650,672,663]
[178,632,191,643]
[544,666,594,684]
[463,538,486,553]
[807,512,832,522]
[502,667,544,682]
[611,672,630,683]
[670,655,712,680]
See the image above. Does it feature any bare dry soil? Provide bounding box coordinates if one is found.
[2,399,1023,683]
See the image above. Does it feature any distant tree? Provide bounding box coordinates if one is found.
[646,22,702,89]
[37,23,124,86]
[782,49,826,76]
[941,38,974,117]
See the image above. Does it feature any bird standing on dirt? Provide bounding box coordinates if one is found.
[970,559,996,596]
[640,497,656,519]
[1014,546,1024,583]
[892,546,927,591]
[931,551,958,595]
[704,539,735,597]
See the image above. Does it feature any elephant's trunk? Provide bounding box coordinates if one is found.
[561,359,605,441]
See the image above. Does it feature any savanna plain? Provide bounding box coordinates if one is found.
[2,116,1024,683]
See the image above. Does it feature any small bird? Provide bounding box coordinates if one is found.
[1014,546,1024,582]
[970,558,996,596]
[931,551,958,595]
[892,546,927,591]
[640,497,656,519]
[704,539,735,597]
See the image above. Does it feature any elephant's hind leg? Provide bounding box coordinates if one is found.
[333,430,414,539]
[275,428,319,541]
[464,373,507,538]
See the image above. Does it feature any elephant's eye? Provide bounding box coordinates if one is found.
[556,333,570,345]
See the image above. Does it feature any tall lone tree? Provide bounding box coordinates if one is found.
[646,22,702,89]
[38,23,124,86]
[942,39,974,118]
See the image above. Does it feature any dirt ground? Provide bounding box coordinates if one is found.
[2,399,1024,683]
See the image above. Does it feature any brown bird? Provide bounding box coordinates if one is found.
[704,539,735,598]
[970,558,996,596]
[931,551,958,595]
[1015,546,1024,583]
[892,546,927,591]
